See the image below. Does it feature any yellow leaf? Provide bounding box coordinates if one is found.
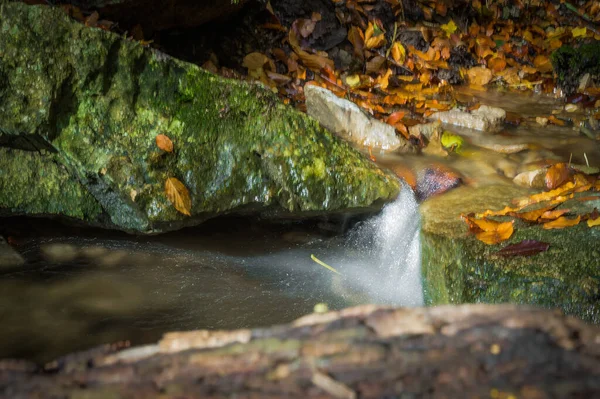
[156,134,174,153]
[542,215,580,229]
[390,41,406,64]
[467,66,493,86]
[441,20,457,35]
[345,74,360,87]
[165,177,192,216]
[572,27,587,38]
[588,216,600,227]
[365,22,386,49]
[462,215,514,245]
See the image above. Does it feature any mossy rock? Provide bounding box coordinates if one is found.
[551,41,600,95]
[0,2,400,233]
[421,185,600,323]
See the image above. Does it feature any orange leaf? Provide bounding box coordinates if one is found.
[547,115,566,126]
[165,177,192,216]
[542,215,580,229]
[513,203,558,222]
[462,215,514,245]
[545,163,570,190]
[488,57,506,73]
[467,66,493,86]
[386,111,406,125]
[156,134,174,153]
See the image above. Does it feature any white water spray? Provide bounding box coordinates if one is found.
[337,181,423,306]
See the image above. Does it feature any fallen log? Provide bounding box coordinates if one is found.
[1,304,599,398]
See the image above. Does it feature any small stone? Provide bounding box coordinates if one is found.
[513,168,546,188]
[565,103,579,113]
[536,117,548,126]
[41,243,79,263]
[408,120,442,141]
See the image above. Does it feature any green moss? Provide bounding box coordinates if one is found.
[0,148,103,221]
[551,41,600,95]
[0,2,400,233]
[421,185,600,323]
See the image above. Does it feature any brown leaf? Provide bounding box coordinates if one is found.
[545,163,570,190]
[348,26,365,59]
[156,134,174,153]
[165,177,192,216]
[495,240,550,257]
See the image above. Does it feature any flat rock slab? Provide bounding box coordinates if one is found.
[1,304,598,398]
[0,3,400,234]
[305,85,414,152]
[420,184,600,323]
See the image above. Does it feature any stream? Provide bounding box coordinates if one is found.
[1,89,598,364]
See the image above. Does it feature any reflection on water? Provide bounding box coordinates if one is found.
[0,188,422,363]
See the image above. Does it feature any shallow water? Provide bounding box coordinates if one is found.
[0,185,422,363]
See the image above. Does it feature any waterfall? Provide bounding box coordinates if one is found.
[338,181,423,306]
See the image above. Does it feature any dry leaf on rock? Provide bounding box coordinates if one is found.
[165,177,192,216]
[542,215,580,229]
[462,215,514,245]
[156,134,174,153]
[545,163,571,190]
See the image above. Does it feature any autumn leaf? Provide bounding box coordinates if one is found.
[542,215,580,229]
[390,42,406,64]
[545,163,570,190]
[441,20,458,36]
[495,240,550,257]
[462,215,514,245]
[386,110,406,125]
[365,22,385,49]
[467,66,493,86]
[165,177,192,216]
[348,26,365,59]
[156,134,174,153]
[488,57,507,73]
[572,26,587,38]
[588,216,600,227]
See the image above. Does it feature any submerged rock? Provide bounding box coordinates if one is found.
[429,105,506,131]
[304,85,414,152]
[0,3,400,234]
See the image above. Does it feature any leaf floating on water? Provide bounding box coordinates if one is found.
[156,134,174,153]
[542,215,580,229]
[165,177,192,216]
[495,240,550,257]
[311,254,341,275]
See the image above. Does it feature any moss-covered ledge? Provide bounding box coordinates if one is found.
[420,185,600,323]
[0,2,400,233]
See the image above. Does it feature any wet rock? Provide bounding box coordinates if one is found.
[41,243,79,264]
[415,165,462,201]
[420,184,600,323]
[513,168,547,188]
[0,236,24,269]
[551,42,600,96]
[304,85,414,152]
[429,105,506,131]
[0,3,400,234]
[408,120,441,141]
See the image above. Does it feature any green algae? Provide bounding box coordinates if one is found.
[0,2,400,233]
[420,185,600,323]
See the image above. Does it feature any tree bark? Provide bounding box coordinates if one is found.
[1,304,599,398]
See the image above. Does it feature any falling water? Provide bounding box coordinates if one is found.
[334,181,423,306]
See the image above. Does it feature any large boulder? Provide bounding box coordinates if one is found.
[421,184,600,323]
[0,2,400,234]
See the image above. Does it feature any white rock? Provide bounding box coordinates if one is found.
[428,105,506,131]
[513,168,546,188]
[304,85,412,152]
[408,120,441,140]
